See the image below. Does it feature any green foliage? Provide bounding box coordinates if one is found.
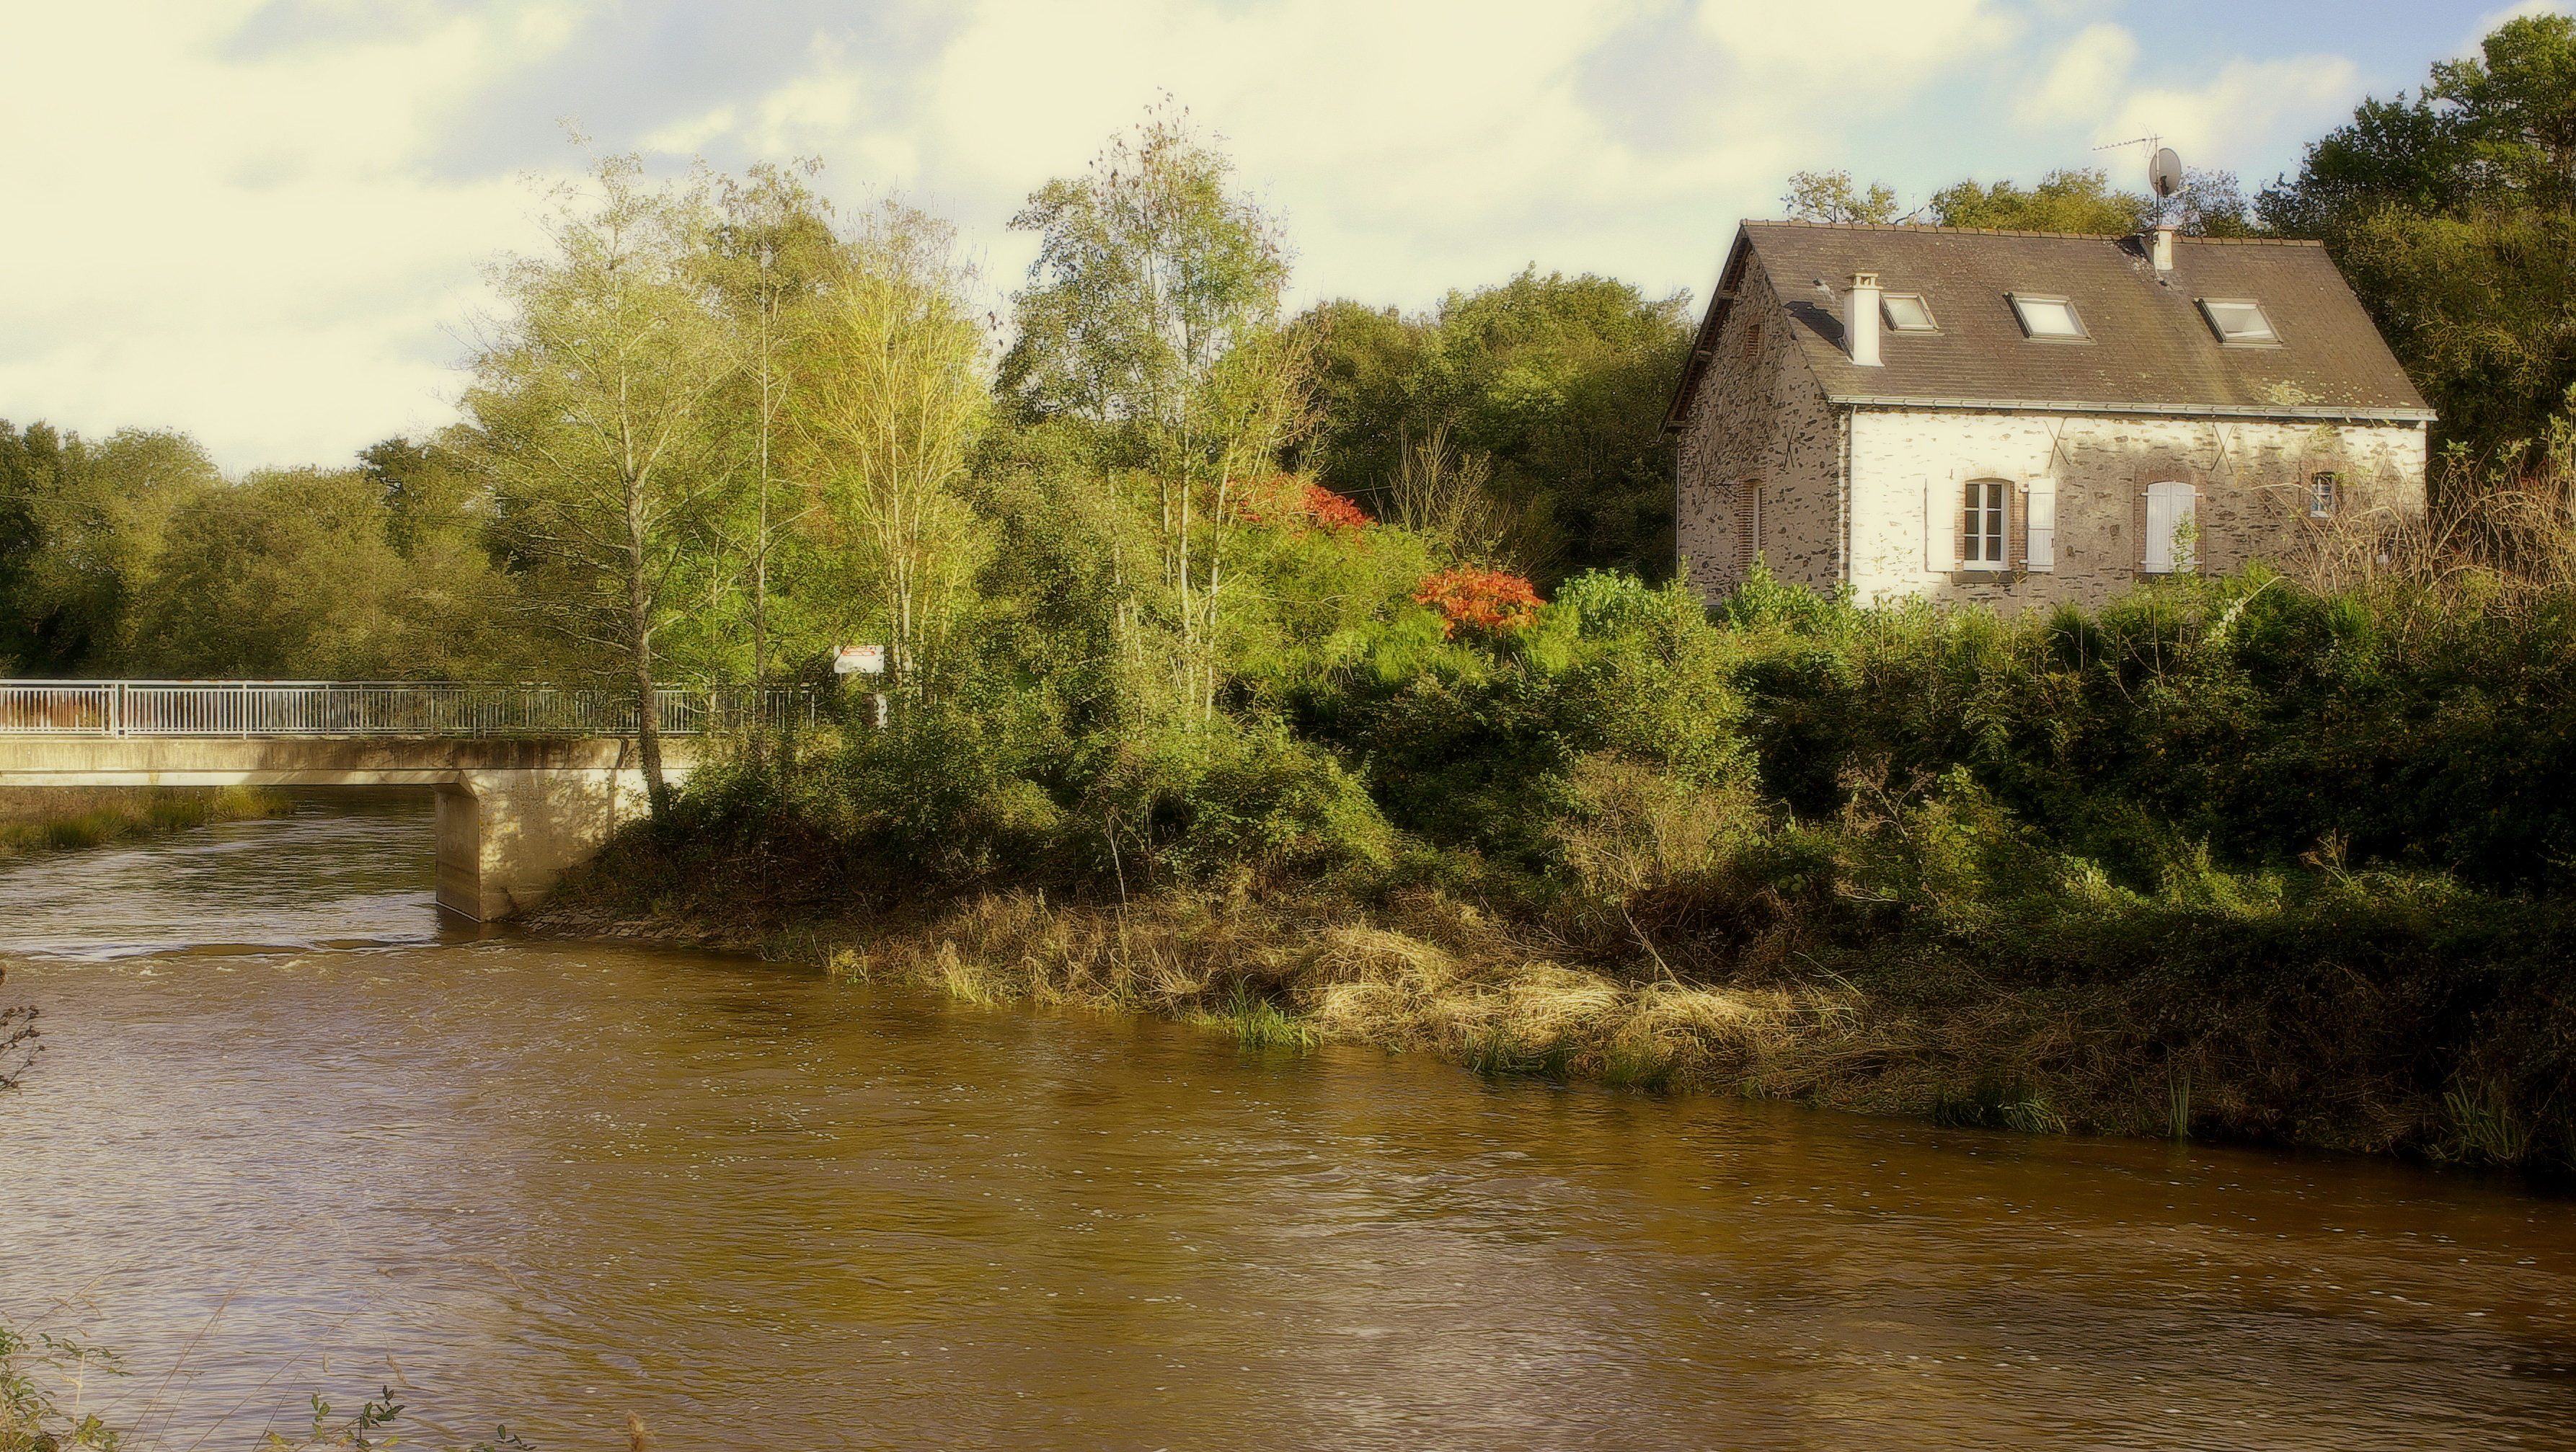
[1931,1076,2067,1135]
[1929,167,2146,234]
[464,151,741,731]
[1781,169,1898,224]
[359,434,490,562]
[2261,14,2576,459]
[1293,267,1691,585]
[1,1320,123,1451]
[0,422,218,674]
[1201,983,1319,1050]
[999,100,1288,440]
[128,467,503,678]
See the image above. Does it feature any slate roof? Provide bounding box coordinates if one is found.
[1664,222,2433,432]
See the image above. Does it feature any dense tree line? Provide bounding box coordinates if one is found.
[6,15,2574,698]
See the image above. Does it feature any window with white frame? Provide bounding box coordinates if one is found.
[2308,472,2338,518]
[2199,298,2279,345]
[1962,479,2009,568]
[2009,293,2088,340]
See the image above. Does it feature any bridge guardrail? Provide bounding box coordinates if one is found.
[0,682,817,738]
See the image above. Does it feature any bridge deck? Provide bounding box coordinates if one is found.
[0,735,684,787]
[0,681,807,738]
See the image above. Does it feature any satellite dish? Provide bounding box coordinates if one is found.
[2151,147,2185,199]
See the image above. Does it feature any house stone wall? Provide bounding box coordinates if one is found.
[1676,252,1844,601]
[1848,409,2427,611]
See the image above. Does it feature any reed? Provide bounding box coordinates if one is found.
[0,787,291,857]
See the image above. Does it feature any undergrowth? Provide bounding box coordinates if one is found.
[539,552,2576,1175]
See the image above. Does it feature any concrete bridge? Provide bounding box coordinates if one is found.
[0,681,806,919]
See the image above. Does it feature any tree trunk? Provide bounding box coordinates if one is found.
[626,477,669,818]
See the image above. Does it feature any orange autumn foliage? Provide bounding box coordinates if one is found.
[1237,476,1371,533]
[1412,567,1542,637]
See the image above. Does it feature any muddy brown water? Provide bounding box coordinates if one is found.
[1,792,2570,1451]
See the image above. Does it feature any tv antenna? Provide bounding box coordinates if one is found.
[2096,133,2184,221]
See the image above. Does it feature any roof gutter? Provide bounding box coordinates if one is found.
[1823,394,2436,424]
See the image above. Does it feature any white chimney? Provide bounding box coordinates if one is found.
[1846,271,1882,367]
[2152,225,2176,273]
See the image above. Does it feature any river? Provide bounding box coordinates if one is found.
[0,792,2570,1450]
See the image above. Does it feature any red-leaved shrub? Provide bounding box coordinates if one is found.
[1412,567,1542,637]
[1301,483,1371,531]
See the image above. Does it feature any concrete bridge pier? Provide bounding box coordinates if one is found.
[433,748,682,920]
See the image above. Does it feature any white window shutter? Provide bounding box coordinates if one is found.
[2143,480,2194,574]
[2024,479,2056,572]
[1923,477,1957,572]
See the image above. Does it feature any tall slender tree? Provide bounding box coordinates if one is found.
[707,161,838,688]
[463,153,738,815]
[789,202,991,699]
[1000,102,1306,723]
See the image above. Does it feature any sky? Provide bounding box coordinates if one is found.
[0,0,2551,473]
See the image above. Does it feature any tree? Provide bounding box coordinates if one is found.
[1929,168,2145,234]
[1295,269,1691,584]
[125,466,503,678]
[1782,170,1899,224]
[0,422,216,675]
[2259,14,2576,459]
[360,434,489,562]
[705,161,839,687]
[462,153,739,815]
[788,201,992,696]
[2432,14,2576,211]
[999,102,1305,725]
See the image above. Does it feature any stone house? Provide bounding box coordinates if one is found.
[1663,221,2433,608]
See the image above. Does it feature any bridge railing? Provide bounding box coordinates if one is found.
[0,681,817,738]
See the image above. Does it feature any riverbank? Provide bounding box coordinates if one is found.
[525,858,2576,1175]
[0,786,292,856]
[523,563,2576,1176]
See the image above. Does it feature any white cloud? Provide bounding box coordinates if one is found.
[2018,22,2139,128]
[0,0,2402,472]
[2093,53,2360,177]
[680,0,2038,314]
[0,1,579,469]
[1695,0,2022,90]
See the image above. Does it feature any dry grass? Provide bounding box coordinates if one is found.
[2283,451,2576,611]
[756,885,2526,1159]
[800,887,2069,1115]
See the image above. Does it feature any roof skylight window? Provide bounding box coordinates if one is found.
[1882,293,1939,332]
[2199,298,2279,345]
[2009,293,2088,341]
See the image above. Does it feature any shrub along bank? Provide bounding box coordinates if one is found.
[546,544,2576,1176]
[554,551,2565,1174]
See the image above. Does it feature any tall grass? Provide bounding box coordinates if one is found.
[0,787,291,856]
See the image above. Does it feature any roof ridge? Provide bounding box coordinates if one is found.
[1743,218,2322,247]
